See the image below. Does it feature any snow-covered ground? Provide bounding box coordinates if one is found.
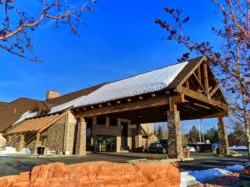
[229,146,248,150]
[0,147,31,155]
[181,164,244,187]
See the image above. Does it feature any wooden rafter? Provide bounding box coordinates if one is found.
[74,94,185,118]
[203,62,209,96]
[197,65,201,81]
[176,86,228,111]
[185,80,189,89]
[192,72,206,93]
[176,56,207,90]
[209,84,220,98]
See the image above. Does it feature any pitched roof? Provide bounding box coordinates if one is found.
[0,98,45,132]
[6,111,67,134]
[50,57,205,113]
[0,102,8,110]
[46,83,108,107]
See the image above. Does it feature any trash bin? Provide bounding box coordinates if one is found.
[37,146,45,155]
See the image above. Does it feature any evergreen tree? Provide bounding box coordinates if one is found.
[157,126,164,139]
[188,126,200,143]
[205,127,219,143]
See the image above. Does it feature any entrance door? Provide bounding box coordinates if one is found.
[121,122,128,150]
[85,118,93,151]
[97,136,116,152]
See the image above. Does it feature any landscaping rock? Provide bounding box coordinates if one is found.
[0,161,180,187]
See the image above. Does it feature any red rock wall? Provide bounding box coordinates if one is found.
[0,161,180,187]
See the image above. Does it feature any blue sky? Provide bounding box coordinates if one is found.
[0,0,229,133]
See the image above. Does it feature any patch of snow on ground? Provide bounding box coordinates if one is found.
[229,146,248,150]
[181,172,198,187]
[224,165,244,172]
[188,168,228,183]
[181,164,244,186]
[0,147,31,155]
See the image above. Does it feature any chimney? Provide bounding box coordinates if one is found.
[46,90,60,101]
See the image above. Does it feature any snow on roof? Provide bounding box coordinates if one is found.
[11,111,38,126]
[49,61,188,114]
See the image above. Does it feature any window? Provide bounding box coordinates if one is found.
[96,116,106,125]
[110,118,118,126]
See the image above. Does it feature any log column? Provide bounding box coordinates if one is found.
[18,134,25,151]
[127,121,132,150]
[218,117,229,155]
[167,103,183,159]
[135,124,143,149]
[7,135,12,146]
[116,119,121,152]
[76,117,86,155]
[33,132,40,154]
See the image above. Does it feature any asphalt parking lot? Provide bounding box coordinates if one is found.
[0,152,248,177]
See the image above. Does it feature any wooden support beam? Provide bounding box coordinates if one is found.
[197,65,201,81]
[36,132,40,142]
[176,86,228,111]
[209,84,220,97]
[203,62,209,96]
[75,94,185,118]
[7,135,12,145]
[201,111,229,118]
[193,73,205,92]
[185,80,189,89]
[193,102,211,110]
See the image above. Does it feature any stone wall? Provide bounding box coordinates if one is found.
[7,115,67,154]
[44,116,66,154]
[8,134,21,149]
[64,112,77,154]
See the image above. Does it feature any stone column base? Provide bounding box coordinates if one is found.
[76,118,86,155]
[167,110,183,159]
[218,117,229,155]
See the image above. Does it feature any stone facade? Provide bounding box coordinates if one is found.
[43,116,66,154]
[75,118,86,155]
[7,112,140,155]
[218,117,229,155]
[167,110,183,159]
[64,112,77,154]
[8,114,67,154]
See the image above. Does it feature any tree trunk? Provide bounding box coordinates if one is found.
[247,126,250,162]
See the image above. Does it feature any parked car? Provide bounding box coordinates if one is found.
[183,145,196,152]
[240,165,250,187]
[149,139,168,154]
[187,143,213,152]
